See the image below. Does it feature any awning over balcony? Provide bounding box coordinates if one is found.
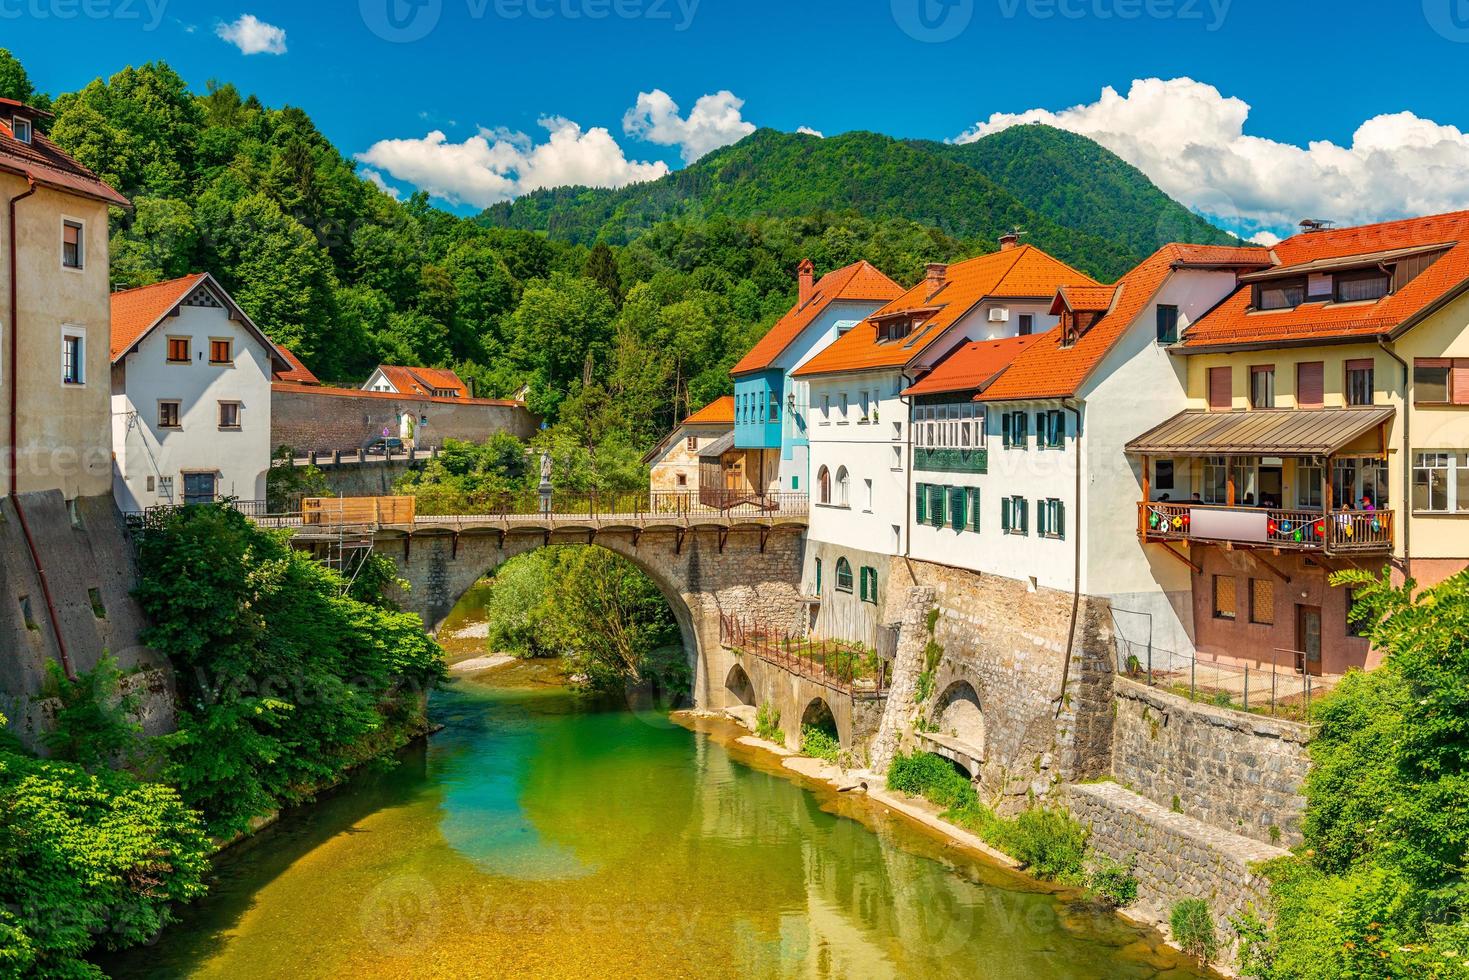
[1126,406,1395,457]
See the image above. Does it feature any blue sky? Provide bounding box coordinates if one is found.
[10,1,1469,239]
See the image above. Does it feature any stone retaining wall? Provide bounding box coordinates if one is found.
[1066,781,1287,968]
[272,384,537,455]
[1111,677,1310,846]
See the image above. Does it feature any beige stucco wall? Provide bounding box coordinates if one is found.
[0,176,114,499]
[647,423,726,493]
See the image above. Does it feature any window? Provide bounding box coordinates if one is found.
[167,337,191,364]
[1250,579,1275,625]
[768,390,779,422]
[817,466,831,505]
[1207,366,1232,411]
[1413,451,1469,513]
[863,478,873,512]
[915,402,983,450]
[1155,459,1176,491]
[891,445,902,470]
[1415,360,1452,404]
[1335,269,1390,303]
[209,339,233,365]
[1000,495,1028,535]
[1213,575,1237,621]
[1347,588,1370,639]
[1037,498,1065,539]
[835,467,850,507]
[1346,359,1375,406]
[218,401,241,429]
[1037,410,1065,449]
[158,401,181,428]
[687,435,698,451]
[1202,456,1229,504]
[835,558,854,593]
[62,220,83,269]
[821,394,831,424]
[1297,461,1324,509]
[12,116,31,144]
[1156,304,1180,344]
[859,566,878,604]
[61,332,83,385]
[676,472,687,488]
[1257,279,1305,310]
[146,475,155,492]
[1296,362,1325,409]
[183,472,217,506]
[1001,410,1029,449]
[1018,313,1034,336]
[1249,366,1276,409]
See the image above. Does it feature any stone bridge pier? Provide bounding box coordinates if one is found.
[370,525,808,709]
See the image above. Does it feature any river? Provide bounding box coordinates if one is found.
[103,613,1205,978]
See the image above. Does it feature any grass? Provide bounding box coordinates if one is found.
[800,725,841,763]
[754,702,782,744]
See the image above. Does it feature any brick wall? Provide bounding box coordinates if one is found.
[271,385,538,454]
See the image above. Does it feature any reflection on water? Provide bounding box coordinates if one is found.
[103,661,1203,979]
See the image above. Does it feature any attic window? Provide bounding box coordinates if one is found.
[1335,269,1390,303]
[1256,278,1306,311]
[877,318,912,343]
[12,116,31,144]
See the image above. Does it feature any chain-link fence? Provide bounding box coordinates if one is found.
[1113,635,1336,722]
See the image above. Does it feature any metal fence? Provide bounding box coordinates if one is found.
[1113,635,1336,722]
[720,613,890,698]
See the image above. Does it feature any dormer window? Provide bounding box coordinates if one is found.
[877,318,911,343]
[12,116,31,144]
[1335,269,1391,303]
[1256,278,1306,310]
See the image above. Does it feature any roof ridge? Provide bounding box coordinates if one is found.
[1282,208,1469,245]
[110,271,207,297]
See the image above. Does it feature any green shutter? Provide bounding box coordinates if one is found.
[968,488,981,532]
[915,482,927,523]
[1018,497,1029,535]
[1035,412,1046,447]
[1001,412,1012,448]
[950,486,966,530]
[1055,500,1066,540]
[929,486,945,527]
[1016,412,1029,447]
[815,558,822,594]
[1001,496,1012,532]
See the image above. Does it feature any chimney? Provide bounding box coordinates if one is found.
[998,232,1019,251]
[924,263,947,298]
[797,259,816,306]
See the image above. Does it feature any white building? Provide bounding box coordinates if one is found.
[110,273,288,509]
[906,244,1273,658]
[363,364,470,398]
[790,239,1101,644]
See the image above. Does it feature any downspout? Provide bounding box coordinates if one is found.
[9,175,72,677]
[1056,399,1084,714]
[900,372,915,571]
[1378,338,1411,581]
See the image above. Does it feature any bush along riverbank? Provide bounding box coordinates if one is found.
[0,504,445,977]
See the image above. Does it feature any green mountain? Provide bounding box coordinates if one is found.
[481,126,1237,282]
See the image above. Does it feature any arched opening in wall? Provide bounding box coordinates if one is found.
[934,680,985,751]
[724,663,756,706]
[438,543,694,705]
[817,465,831,505]
[800,696,842,756]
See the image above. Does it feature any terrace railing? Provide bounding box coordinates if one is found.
[720,613,889,698]
[1140,502,1393,555]
[1114,634,1335,722]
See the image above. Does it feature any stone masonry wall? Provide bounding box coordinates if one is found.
[272,385,537,455]
[1111,677,1311,846]
[1067,781,1287,968]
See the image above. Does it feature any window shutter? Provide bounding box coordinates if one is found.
[950,487,966,530]
[1297,361,1324,409]
[1016,412,1029,445]
[1208,367,1232,410]
[969,488,981,532]
[1001,496,1012,532]
[915,483,927,523]
[1037,500,1049,536]
[1056,500,1066,540]
[1035,412,1046,446]
[1002,412,1013,448]
[1020,498,1030,535]
[929,486,945,527]
[1454,358,1469,406]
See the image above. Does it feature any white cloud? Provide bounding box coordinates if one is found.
[216,14,287,55]
[1248,231,1282,247]
[355,118,670,209]
[623,89,756,164]
[797,126,825,138]
[360,168,401,200]
[954,77,1469,239]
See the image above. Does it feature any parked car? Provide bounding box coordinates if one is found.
[364,436,403,454]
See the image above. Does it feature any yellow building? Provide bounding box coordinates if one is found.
[0,97,128,500]
[1128,211,1469,675]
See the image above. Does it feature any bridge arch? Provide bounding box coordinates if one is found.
[724,662,756,706]
[934,680,985,747]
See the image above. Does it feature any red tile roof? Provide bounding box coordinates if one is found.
[792,245,1100,378]
[682,395,734,426]
[0,99,129,207]
[981,243,1268,402]
[731,261,903,376]
[373,365,471,398]
[109,273,208,360]
[1052,284,1119,314]
[271,383,524,408]
[902,334,1042,397]
[274,346,321,385]
[1181,211,1469,350]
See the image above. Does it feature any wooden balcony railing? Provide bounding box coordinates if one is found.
[1139,502,1394,554]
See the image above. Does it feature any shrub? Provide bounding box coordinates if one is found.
[801,725,841,763]
[754,702,782,743]
[990,807,1089,883]
[886,751,974,809]
[41,652,144,772]
[1087,855,1139,908]
[1171,898,1219,964]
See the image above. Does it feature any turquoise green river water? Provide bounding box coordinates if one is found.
[103,655,1206,978]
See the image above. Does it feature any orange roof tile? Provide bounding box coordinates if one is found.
[374,365,471,398]
[682,395,734,426]
[0,99,129,207]
[792,245,1100,378]
[109,273,208,360]
[1181,211,1469,350]
[981,243,1267,402]
[903,335,1042,396]
[731,261,902,376]
[1053,284,1120,314]
[274,346,320,385]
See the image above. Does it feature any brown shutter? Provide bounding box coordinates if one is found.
[1297,361,1324,409]
[1208,367,1232,411]
[1454,358,1469,406]
[1345,358,1374,372]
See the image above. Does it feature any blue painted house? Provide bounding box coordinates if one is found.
[727,259,903,498]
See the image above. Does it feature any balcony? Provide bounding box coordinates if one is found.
[1139,502,1394,555]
